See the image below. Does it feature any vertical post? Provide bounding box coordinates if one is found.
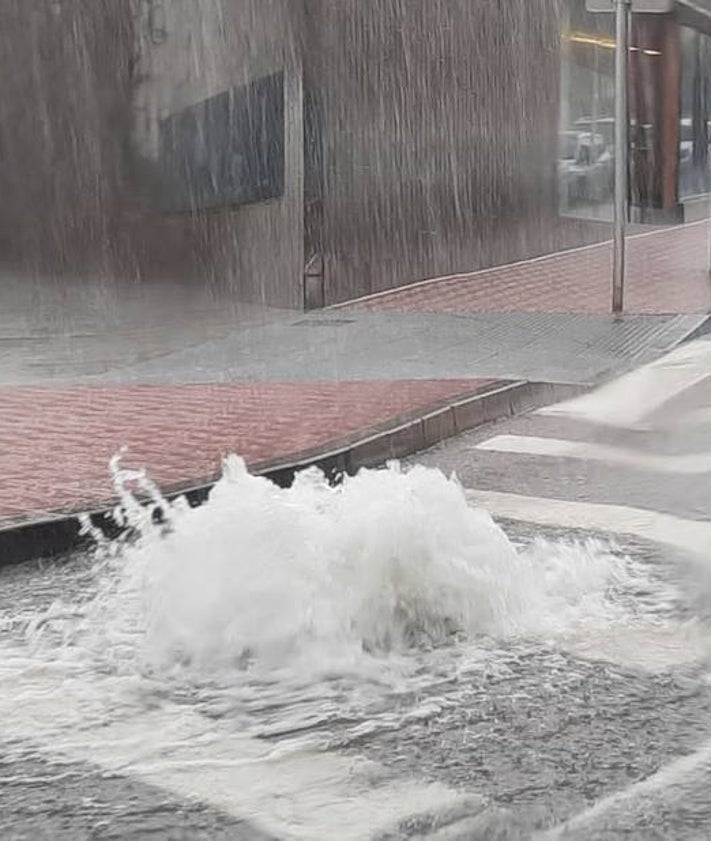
[592,41,599,160]
[613,0,630,314]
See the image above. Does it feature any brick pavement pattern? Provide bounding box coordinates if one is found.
[345,222,711,315]
[0,379,488,525]
[3,221,711,532]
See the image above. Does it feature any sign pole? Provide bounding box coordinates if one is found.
[612,0,630,314]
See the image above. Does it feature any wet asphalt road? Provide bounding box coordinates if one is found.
[2,529,710,840]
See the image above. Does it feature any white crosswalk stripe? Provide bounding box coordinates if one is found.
[466,489,711,558]
[668,405,711,428]
[537,338,711,428]
[538,737,711,840]
[476,434,711,474]
[0,645,471,841]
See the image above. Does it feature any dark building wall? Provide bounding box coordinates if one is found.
[303,0,610,305]
[0,0,612,309]
[0,0,136,275]
[129,0,305,309]
[0,0,305,310]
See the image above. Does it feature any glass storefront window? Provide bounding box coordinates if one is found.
[560,2,711,223]
[680,26,711,199]
[559,1,616,220]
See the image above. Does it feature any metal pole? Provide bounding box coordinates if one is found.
[612,0,630,314]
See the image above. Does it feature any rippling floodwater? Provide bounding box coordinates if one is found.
[2,458,711,838]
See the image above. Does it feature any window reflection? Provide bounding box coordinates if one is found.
[627,15,672,220]
[680,27,711,199]
[560,2,711,224]
[559,1,616,220]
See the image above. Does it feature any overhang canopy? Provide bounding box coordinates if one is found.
[677,1,711,35]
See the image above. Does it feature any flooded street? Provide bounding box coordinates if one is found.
[2,528,710,839]
[3,1,711,837]
[3,344,711,839]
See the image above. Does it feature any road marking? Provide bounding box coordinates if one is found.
[668,405,711,428]
[476,434,711,474]
[0,648,475,841]
[465,488,711,558]
[538,737,711,839]
[537,338,711,428]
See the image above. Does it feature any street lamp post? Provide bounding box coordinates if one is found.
[612,0,631,314]
[586,0,673,312]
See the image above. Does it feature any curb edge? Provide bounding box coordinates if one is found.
[0,380,583,567]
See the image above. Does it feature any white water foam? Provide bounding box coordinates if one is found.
[28,454,680,688]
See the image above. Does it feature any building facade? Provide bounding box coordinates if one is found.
[1,1,710,309]
[560,0,711,225]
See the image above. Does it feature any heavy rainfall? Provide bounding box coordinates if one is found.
[2,1,711,839]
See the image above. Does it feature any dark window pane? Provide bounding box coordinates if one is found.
[157,71,285,212]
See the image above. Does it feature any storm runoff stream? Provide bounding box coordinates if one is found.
[2,456,710,838]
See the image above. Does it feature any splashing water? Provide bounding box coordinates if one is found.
[33,454,671,688]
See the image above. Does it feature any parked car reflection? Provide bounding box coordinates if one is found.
[558,130,613,205]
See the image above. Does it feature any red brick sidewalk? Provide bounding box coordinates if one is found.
[344,222,711,315]
[0,379,491,526]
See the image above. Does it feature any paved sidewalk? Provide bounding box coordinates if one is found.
[1,221,710,543]
[0,269,292,384]
[88,311,706,387]
[344,221,711,315]
[0,379,489,526]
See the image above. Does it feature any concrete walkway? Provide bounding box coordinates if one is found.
[1,220,710,544]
